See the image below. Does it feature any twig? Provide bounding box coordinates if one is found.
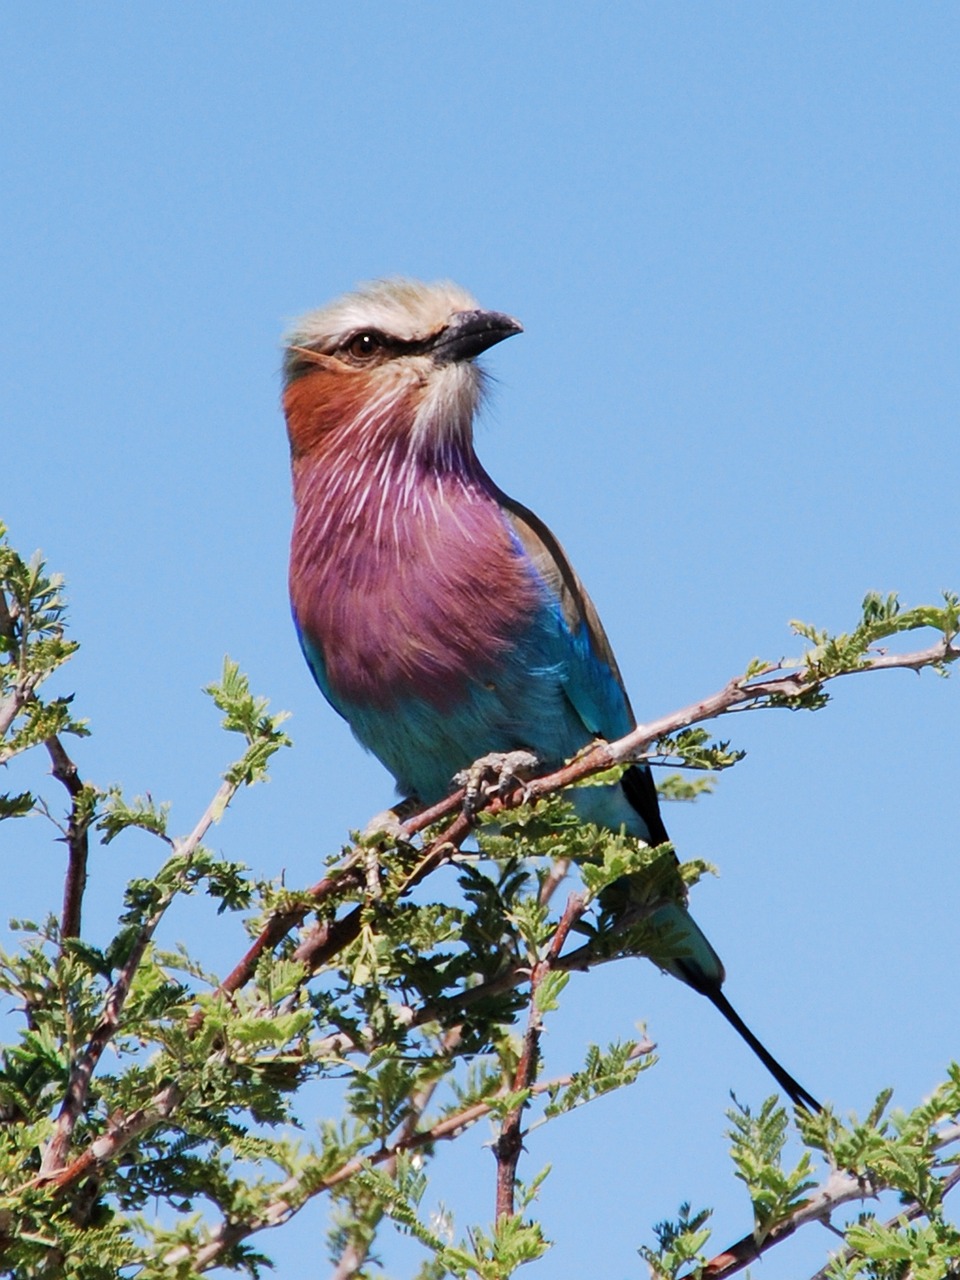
[37,777,241,1179]
[329,1026,464,1280]
[45,735,90,939]
[1,579,91,936]
[0,681,41,744]
[700,1127,960,1279]
[804,1163,960,1280]
[0,586,37,742]
[698,1169,880,1278]
[178,630,960,1029]
[184,626,960,1055]
[162,1069,577,1273]
[291,905,364,971]
[0,586,42,746]
[539,857,570,907]
[212,860,365,1002]
[22,1082,183,1192]
[494,894,585,1220]
[36,631,957,1194]
[514,634,960,811]
[200,811,471,1015]
[305,921,636,1069]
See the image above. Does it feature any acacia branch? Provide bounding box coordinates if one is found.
[180,624,960,1030]
[216,863,365,999]
[804,1163,960,1280]
[518,633,960,807]
[0,681,40,743]
[37,775,243,1179]
[171,626,960,1073]
[162,1069,577,1273]
[378,629,960,898]
[46,735,90,939]
[495,893,585,1221]
[1,574,90,936]
[36,623,957,1196]
[22,1082,183,1193]
[330,1026,464,1280]
[700,1126,960,1279]
[0,587,38,742]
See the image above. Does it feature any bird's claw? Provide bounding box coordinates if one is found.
[362,810,408,843]
[361,797,419,844]
[453,750,540,816]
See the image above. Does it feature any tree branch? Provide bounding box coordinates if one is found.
[700,1126,960,1279]
[180,625,960,1034]
[162,1070,578,1273]
[0,586,38,741]
[37,776,243,1178]
[22,1081,183,1193]
[495,894,585,1221]
[34,624,957,1197]
[46,735,91,939]
[804,1163,960,1280]
[329,1026,464,1280]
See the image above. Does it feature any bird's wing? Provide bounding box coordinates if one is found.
[494,489,635,739]
[495,488,671,846]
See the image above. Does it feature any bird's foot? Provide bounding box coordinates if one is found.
[361,797,419,844]
[453,750,540,817]
[359,801,421,897]
[363,844,383,899]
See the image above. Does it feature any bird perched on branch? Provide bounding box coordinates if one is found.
[283,277,820,1112]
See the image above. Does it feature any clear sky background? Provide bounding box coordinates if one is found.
[2,6,958,1278]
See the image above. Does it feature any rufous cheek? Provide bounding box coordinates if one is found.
[284,368,365,458]
[284,366,418,460]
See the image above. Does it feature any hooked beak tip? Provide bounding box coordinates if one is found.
[432,309,523,365]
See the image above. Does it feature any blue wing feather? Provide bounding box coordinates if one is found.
[495,494,634,740]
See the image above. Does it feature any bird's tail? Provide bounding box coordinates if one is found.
[700,982,822,1113]
[652,904,821,1112]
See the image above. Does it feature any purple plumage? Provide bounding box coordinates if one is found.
[290,435,540,714]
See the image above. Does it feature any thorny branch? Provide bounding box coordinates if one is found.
[357,630,960,900]
[46,735,90,939]
[181,616,960,1028]
[0,582,90,937]
[160,1070,579,1273]
[699,1123,960,1279]
[0,588,34,742]
[501,632,960,819]
[23,1082,184,1193]
[495,893,585,1221]
[36,626,958,1198]
[329,1025,464,1280]
[37,776,243,1179]
[804,1163,960,1280]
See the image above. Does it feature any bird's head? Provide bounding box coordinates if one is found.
[282,279,522,464]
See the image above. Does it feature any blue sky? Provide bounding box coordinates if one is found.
[2,6,958,1277]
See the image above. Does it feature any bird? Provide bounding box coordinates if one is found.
[283,277,820,1112]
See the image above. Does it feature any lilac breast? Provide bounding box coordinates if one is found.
[290,456,543,715]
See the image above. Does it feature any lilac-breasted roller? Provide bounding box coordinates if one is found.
[284,278,819,1112]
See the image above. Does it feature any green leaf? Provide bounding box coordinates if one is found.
[0,791,34,819]
[205,657,292,787]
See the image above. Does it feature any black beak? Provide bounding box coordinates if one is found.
[430,309,523,365]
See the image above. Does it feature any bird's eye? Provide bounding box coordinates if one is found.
[346,332,383,360]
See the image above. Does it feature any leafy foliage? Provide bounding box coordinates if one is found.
[727,1094,816,1240]
[638,1202,713,1279]
[1,526,957,1277]
[0,521,86,789]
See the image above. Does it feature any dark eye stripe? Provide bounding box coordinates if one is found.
[338,329,435,362]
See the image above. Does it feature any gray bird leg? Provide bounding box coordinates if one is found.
[453,750,540,816]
